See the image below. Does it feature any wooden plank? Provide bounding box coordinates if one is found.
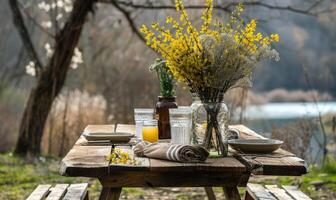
[265,185,294,200]
[149,157,246,172]
[230,124,308,176]
[74,136,88,146]
[282,186,312,200]
[84,124,115,134]
[234,153,307,176]
[63,183,88,200]
[115,124,136,134]
[253,156,307,176]
[100,171,249,187]
[229,125,266,139]
[46,184,69,200]
[246,183,276,200]
[26,184,52,200]
[60,138,112,177]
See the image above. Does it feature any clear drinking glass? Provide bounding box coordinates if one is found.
[142,119,159,143]
[134,108,154,139]
[169,106,192,144]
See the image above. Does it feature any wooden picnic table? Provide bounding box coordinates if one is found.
[59,124,308,200]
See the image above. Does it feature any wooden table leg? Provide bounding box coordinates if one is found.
[204,187,216,200]
[244,190,254,200]
[99,187,122,200]
[223,186,240,200]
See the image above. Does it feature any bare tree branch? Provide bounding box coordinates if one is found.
[97,0,334,45]
[110,0,145,42]
[307,0,324,12]
[245,2,317,16]
[9,0,43,76]
[101,0,230,12]
[17,1,55,38]
[100,0,334,16]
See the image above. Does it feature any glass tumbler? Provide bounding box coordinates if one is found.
[142,119,159,143]
[134,108,154,139]
[169,106,192,144]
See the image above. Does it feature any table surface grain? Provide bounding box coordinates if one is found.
[60,124,308,178]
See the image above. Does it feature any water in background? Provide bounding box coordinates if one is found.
[242,102,336,120]
[234,102,336,165]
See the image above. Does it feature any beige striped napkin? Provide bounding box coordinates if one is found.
[133,142,209,162]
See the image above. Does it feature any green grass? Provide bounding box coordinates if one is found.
[277,156,336,199]
[0,153,101,200]
[0,152,148,200]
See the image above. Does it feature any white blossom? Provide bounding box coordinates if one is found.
[63,0,73,13]
[44,43,54,57]
[36,0,82,69]
[56,0,64,8]
[25,61,36,76]
[70,47,83,69]
[38,0,75,31]
[38,2,50,12]
[41,21,52,28]
[64,5,73,13]
[70,63,78,69]
[51,3,56,9]
[56,13,63,20]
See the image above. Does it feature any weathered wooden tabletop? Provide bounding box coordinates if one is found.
[59,124,307,200]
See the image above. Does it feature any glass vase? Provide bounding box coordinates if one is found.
[191,94,230,156]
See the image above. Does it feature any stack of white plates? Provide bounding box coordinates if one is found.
[82,125,134,143]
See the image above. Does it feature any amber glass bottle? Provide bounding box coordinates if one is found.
[155,96,178,139]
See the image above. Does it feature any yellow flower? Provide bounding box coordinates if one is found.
[106,148,137,165]
[262,37,270,45]
[201,0,213,34]
[255,33,262,41]
[151,22,159,29]
[271,34,280,42]
[166,16,173,24]
[139,0,280,91]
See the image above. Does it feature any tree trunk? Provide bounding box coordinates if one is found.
[59,92,70,156]
[14,0,95,155]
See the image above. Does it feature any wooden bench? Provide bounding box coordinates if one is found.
[245,183,312,200]
[26,183,89,200]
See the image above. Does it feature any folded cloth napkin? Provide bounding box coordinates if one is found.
[132,142,209,162]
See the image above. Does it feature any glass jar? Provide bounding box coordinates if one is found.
[142,119,159,143]
[169,106,192,144]
[134,108,154,139]
[190,94,230,155]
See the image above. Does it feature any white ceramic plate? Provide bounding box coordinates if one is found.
[82,132,134,143]
[228,139,283,153]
